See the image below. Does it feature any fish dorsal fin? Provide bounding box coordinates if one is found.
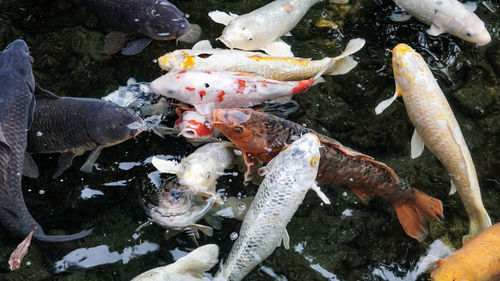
[282,228,290,249]
[192,40,213,51]
[151,156,183,174]
[172,244,219,277]
[193,103,215,116]
[261,39,294,57]
[375,91,399,115]
[208,10,237,25]
[462,1,477,12]
[80,145,104,173]
[410,128,425,159]
[311,183,331,205]
[35,85,60,99]
[427,24,445,36]
[449,180,457,195]
[121,38,152,56]
[23,152,39,179]
[446,120,476,189]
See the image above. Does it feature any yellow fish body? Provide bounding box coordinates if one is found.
[375,43,491,243]
[157,39,365,81]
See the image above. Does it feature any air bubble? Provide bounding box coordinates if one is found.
[230,232,238,240]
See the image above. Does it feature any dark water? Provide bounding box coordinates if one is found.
[0,0,499,280]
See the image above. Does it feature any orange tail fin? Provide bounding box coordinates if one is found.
[394,189,443,241]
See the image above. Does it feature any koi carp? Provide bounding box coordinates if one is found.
[157,38,365,81]
[213,108,443,241]
[150,61,332,115]
[375,43,491,243]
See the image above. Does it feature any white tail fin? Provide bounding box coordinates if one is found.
[311,59,334,86]
[326,38,365,75]
[174,244,219,277]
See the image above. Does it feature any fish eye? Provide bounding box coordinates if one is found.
[396,62,400,67]
[206,172,211,179]
[233,126,243,134]
[309,156,319,167]
[248,37,253,41]
[466,31,473,37]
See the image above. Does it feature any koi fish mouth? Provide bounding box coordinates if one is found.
[216,36,233,49]
[181,128,199,139]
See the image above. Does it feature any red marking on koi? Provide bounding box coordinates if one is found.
[237,79,246,94]
[199,90,207,101]
[204,71,212,74]
[217,90,226,102]
[185,87,195,91]
[291,79,314,95]
[234,73,255,77]
[187,119,212,136]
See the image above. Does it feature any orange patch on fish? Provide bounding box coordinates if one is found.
[186,119,212,137]
[199,90,207,100]
[217,90,226,102]
[236,79,246,94]
[283,3,294,13]
[291,79,314,95]
[181,51,196,69]
[185,87,195,91]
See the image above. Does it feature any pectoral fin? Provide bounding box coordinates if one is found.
[192,40,213,51]
[261,39,294,57]
[462,1,477,12]
[80,145,104,173]
[208,10,238,25]
[193,103,215,116]
[103,31,129,55]
[311,184,331,205]
[23,152,39,179]
[449,180,457,195]
[53,152,75,179]
[389,11,412,22]
[410,129,425,159]
[426,24,445,36]
[282,229,290,249]
[178,24,201,44]
[121,38,152,56]
[375,91,399,115]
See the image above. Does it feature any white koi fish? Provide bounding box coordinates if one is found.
[152,142,235,198]
[213,133,330,281]
[375,43,491,243]
[209,0,346,56]
[157,39,365,81]
[131,244,219,281]
[391,0,491,46]
[150,61,331,115]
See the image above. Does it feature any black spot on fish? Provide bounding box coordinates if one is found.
[434,9,438,15]
[205,83,210,88]
[198,53,212,58]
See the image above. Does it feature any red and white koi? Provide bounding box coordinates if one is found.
[175,110,214,141]
[157,39,365,81]
[150,61,332,115]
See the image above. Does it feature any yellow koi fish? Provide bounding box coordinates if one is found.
[157,39,365,81]
[375,43,491,243]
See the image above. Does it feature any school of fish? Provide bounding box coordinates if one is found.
[1,0,496,280]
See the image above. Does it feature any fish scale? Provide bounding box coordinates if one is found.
[87,0,143,33]
[214,134,323,281]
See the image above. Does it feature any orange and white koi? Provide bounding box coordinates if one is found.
[431,223,500,281]
[150,61,331,115]
[175,110,214,141]
[157,39,365,81]
[375,43,491,243]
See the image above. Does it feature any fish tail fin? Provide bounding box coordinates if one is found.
[178,24,202,44]
[313,60,334,82]
[326,38,365,75]
[463,208,491,244]
[171,244,219,277]
[394,189,443,241]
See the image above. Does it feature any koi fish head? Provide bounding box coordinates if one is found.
[213,108,268,153]
[277,133,321,170]
[150,72,184,100]
[177,111,213,140]
[447,14,491,46]
[219,16,263,50]
[141,0,191,41]
[391,43,423,93]
[157,52,179,71]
